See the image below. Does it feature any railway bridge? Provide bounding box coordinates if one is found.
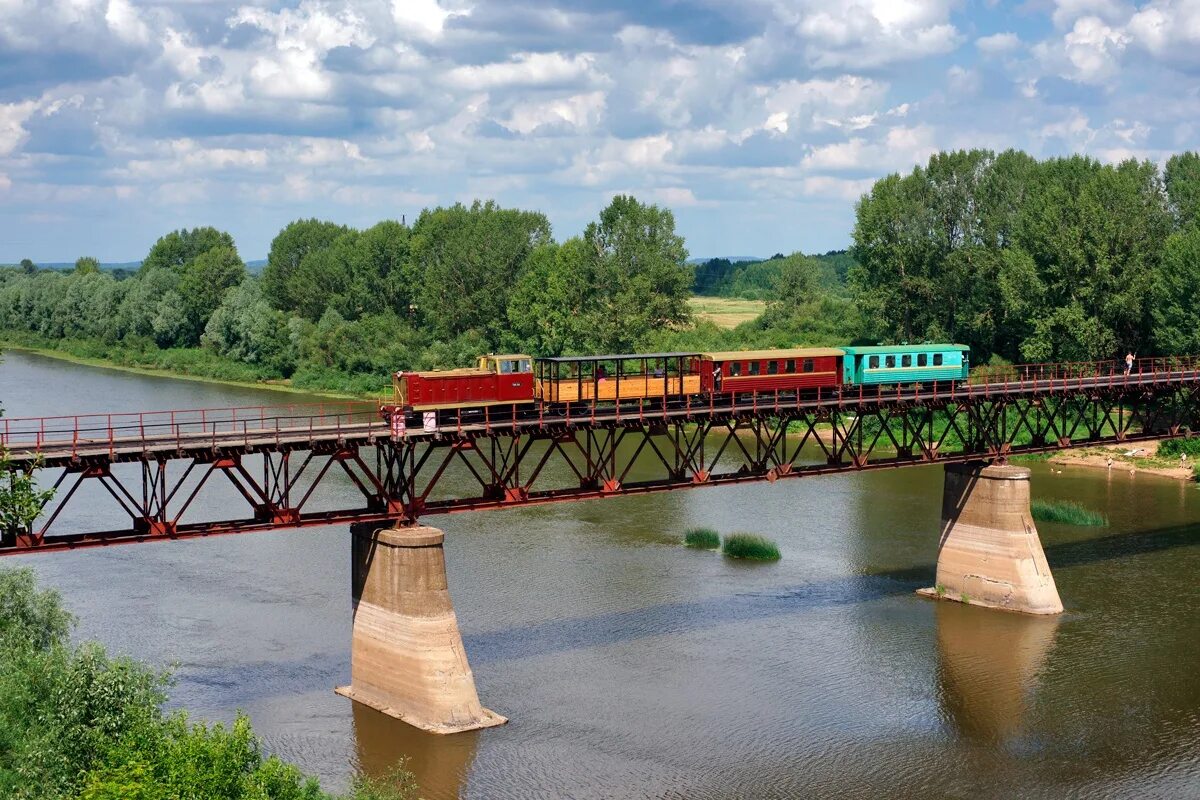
[3,356,1199,732]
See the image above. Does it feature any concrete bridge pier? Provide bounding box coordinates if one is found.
[336,522,506,734]
[918,462,1063,615]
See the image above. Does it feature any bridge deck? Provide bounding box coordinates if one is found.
[3,365,1197,466]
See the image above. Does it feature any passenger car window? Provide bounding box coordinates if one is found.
[917,354,927,367]
[731,362,741,376]
[749,361,760,375]
[869,356,880,369]
[786,359,796,372]
[902,354,912,367]
[803,359,814,373]
[933,353,943,366]
[885,356,896,368]
[768,361,778,375]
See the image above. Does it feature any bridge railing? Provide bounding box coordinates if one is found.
[968,356,1200,387]
[0,400,383,454]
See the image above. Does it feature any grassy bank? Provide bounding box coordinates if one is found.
[0,331,381,400]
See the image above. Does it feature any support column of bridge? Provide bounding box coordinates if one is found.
[918,462,1063,615]
[336,523,506,734]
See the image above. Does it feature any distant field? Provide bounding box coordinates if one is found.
[688,296,766,329]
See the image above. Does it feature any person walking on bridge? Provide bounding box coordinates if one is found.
[1124,352,1135,376]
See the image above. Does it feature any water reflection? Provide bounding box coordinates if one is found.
[351,702,480,800]
[935,601,1059,744]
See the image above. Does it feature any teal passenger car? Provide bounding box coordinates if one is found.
[841,344,970,386]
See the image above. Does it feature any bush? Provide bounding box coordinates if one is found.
[0,567,416,799]
[682,527,720,549]
[1156,437,1200,459]
[721,533,781,561]
[1030,499,1106,526]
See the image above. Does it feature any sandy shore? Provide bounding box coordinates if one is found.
[1044,439,1197,482]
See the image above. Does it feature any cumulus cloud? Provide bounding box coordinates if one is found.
[0,0,1196,260]
[976,32,1021,55]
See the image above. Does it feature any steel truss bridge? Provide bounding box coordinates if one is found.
[3,358,1199,554]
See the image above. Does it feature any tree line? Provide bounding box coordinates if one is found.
[3,149,1200,394]
[0,197,694,393]
[850,149,1200,363]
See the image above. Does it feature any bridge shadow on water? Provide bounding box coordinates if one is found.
[173,521,1199,708]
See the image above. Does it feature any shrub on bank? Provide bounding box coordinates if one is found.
[1030,499,1106,527]
[0,567,415,800]
[721,533,781,561]
[683,527,721,549]
[1157,437,1200,459]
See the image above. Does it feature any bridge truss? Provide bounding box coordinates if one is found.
[2,359,1199,553]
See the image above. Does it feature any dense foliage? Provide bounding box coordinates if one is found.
[4,150,1200,394]
[692,251,854,299]
[0,567,414,799]
[0,196,693,394]
[850,150,1200,363]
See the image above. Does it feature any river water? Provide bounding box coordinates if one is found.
[2,350,1198,799]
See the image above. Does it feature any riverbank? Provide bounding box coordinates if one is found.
[0,334,379,401]
[1033,439,1199,482]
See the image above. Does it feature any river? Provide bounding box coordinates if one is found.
[2,350,1198,799]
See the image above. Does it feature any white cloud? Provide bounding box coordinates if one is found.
[1050,0,1130,29]
[503,91,606,135]
[0,101,38,157]
[947,65,981,96]
[777,0,963,68]
[444,52,597,90]
[391,0,467,40]
[976,32,1021,55]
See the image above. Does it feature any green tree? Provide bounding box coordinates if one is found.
[411,201,551,342]
[0,451,55,545]
[140,228,235,274]
[262,219,350,312]
[759,253,820,329]
[203,279,295,375]
[1165,151,1200,229]
[18,258,35,274]
[1151,226,1200,354]
[581,194,692,351]
[74,256,101,275]
[177,245,246,344]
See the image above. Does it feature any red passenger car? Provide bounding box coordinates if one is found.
[700,348,843,395]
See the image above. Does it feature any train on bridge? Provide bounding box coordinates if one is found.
[387,344,970,426]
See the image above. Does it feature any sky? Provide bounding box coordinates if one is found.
[1,1,1198,263]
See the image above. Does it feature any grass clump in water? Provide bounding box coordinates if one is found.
[721,533,782,561]
[1031,499,1106,527]
[683,527,721,550]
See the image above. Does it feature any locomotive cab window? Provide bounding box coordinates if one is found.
[885,356,896,368]
[749,362,760,376]
[869,356,880,369]
[767,361,778,375]
[802,359,814,373]
[917,354,927,367]
[902,354,912,367]
[933,353,944,366]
